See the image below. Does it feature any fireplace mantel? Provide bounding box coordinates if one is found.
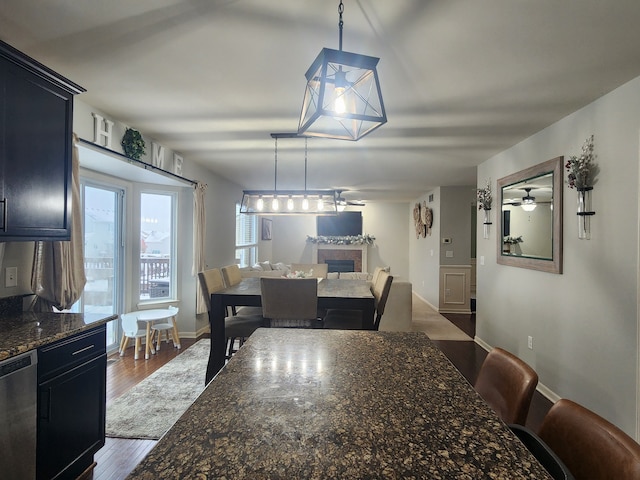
[313,244,368,272]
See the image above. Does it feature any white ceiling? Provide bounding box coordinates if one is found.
[2,1,640,202]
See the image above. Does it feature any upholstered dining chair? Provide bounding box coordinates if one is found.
[538,398,640,480]
[323,271,393,331]
[260,277,321,328]
[220,264,263,316]
[119,312,148,360]
[290,263,329,279]
[199,268,267,359]
[474,347,538,426]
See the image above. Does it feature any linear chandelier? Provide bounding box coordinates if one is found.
[298,0,386,141]
[239,133,338,215]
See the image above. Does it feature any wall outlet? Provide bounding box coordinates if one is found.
[527,336,533,350]
[480,256,485,265]
[5,267,17,287]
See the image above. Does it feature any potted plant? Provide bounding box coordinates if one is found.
[121,128,146,160]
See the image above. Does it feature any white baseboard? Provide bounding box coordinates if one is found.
[412,291,439,312]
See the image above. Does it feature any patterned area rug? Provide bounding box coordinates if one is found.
[411,294,473,341]
[106,339,210,440]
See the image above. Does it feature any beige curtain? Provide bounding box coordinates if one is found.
[193,182,208,314]
[30,133,86,311]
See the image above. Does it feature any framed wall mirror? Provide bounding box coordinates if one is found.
[497,156,563,274]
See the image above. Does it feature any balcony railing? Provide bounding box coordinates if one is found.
[84,256,171,298]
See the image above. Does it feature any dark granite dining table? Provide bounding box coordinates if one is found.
[206,277,375,383]
[128,329,551,479]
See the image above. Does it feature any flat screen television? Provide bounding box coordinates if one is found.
[317,212,362,236]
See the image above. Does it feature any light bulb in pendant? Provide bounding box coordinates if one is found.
[302,196,309,211]
[287,195,294,211]
[317,195,324,211]
[272,195,279,211]
[256,195,264,211]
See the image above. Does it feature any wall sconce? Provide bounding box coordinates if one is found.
[576,187,595,239]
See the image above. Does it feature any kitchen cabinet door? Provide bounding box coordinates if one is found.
[0,41,84,241]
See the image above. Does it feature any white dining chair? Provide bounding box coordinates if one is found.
[119,312,150,360]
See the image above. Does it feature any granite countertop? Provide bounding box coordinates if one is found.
[0,306,117,360]
[128,329,551,479]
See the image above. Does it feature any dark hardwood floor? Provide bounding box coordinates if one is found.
[92,314,552,479]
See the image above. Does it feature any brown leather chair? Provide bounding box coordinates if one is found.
[474,347,538,425]
[538,398,640,480]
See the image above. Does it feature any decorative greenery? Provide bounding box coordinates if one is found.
[566,135,598,189]
[121,128,146,160]
[504,235,523,244]
[306,234,376,245]
[477,179,492,210]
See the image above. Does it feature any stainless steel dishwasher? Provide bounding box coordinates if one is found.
[0,349,38,479]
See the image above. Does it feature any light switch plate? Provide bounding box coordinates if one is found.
[5,267,17,287]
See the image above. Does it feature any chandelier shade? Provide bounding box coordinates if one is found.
[240,190,338,215]
[239,133,338,215]
[298,1,386,141]
[298,48,387,141]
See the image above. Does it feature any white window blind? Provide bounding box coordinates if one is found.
[235,204,257,267]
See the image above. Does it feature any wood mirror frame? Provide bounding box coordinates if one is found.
[497,156,563,274]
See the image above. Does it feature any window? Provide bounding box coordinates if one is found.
[235,203,257,267]
[140,192,176,300]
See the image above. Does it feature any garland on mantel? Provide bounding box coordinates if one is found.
[306,234,376,245]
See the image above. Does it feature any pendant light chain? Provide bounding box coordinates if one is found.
[274,137,278,191]
[304,137,308,191]
[338,1,344,51]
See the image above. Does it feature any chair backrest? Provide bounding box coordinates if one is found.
[372,271,393,330]
[538,398,640,480]
[474,347,538,425]
[260,277,318,320]
[198,268,225,312]
[371,266,385,286]
[290,263,328,279]
[221,264,243,287]
[120,312,143,336]
[509,424,575,480]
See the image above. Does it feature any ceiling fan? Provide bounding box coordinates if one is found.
[503,187,552,210]
[335,190,366,211]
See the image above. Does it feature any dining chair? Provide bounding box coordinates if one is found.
[260,277,321,328]
[290,263,329,279]
[151,305,181,351]
[538,398,640,480]
[508,424,574,480]
[323,271,393,330]
[199,268,267,359]
[220,264,263,316]
[119,312,149,360]
[474,347,538,425]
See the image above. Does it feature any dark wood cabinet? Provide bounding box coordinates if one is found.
[0,40,84,241]
[37,325,106,480]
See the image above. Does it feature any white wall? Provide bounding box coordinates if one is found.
[477,75,640,437]
[440,186,476,266]
[409,190,441,307]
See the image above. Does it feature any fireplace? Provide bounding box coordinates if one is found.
[326,259,355,273]
[313,244,367,272]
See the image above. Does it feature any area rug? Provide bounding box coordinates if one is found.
[105,339,210,440]
[411,294,473,341]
